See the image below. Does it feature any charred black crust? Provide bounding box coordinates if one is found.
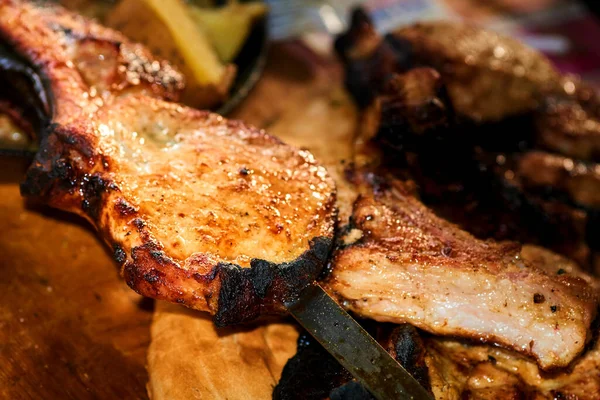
[276,323,433,399]
[114,198,136,216]
[132,218,146,231]
[113,244,126,264]
[334,8,413,108]
[123,242,173,299]
[81,173,114,219]
[273,332,357,400]
[20,123,100,202]
[21,156,76,197]
[587,209,600,252]
[143,270,161,284]
[213,236,332,327]
[384,324,432,393]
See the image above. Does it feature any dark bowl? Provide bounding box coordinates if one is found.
[216,12,269,116]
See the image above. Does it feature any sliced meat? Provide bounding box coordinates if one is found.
[325,174,599,370]
[1,0,336,325]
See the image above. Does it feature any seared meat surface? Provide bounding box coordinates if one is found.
[325,174,598,369]
[0,0,336,325]
[24,95,335,325]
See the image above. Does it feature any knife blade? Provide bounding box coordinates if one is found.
[285,283,433,400]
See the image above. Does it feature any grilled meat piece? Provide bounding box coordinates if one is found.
[392,21,561,123]
[23,95,335,325]
[425,329,600,400]
[338,10,600,160]
[325,173,599,370]
[535,76,600,161]
[334,8,413,109]
[0,0,336,325]
[351,67,596,269]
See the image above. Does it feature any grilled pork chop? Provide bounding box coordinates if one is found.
[325,173,599,369]
[0,0,336,325]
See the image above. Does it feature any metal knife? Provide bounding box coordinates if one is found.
[285,283,433,400]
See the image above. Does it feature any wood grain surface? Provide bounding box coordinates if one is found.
[0,42,347,399]
[0,157,153,399]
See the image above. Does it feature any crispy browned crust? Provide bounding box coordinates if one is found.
[1,0,336,326]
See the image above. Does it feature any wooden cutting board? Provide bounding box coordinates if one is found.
[0,42,345,399]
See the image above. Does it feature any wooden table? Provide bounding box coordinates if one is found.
[0,42,344,399]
